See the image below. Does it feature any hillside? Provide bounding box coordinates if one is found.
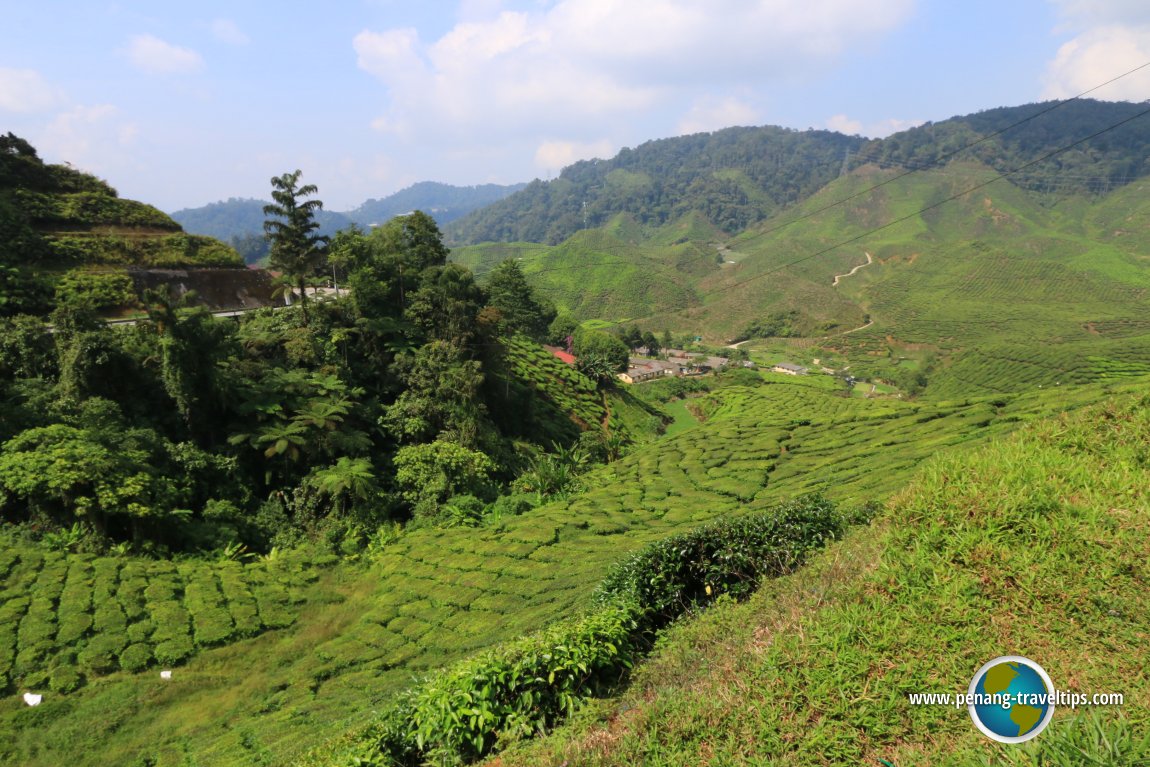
[492,390,1150,766]
[447,126,865,245]
[456,112,1150,400]
[0,133,243,316]
[2,368,1140,766]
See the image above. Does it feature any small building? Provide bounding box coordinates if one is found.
[772,362,808,376]
[619,358,680,383]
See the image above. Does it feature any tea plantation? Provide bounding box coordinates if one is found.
[492,389,1150,766]
[3,373,1144,766]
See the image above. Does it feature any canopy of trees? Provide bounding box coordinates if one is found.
[0,190,605,554]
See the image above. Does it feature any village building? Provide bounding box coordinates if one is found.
[772,362,808,376]
[618,351,730,383]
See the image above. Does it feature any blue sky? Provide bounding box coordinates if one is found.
[2,1,1149,212]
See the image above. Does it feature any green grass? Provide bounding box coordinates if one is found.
[493,391,1150,766]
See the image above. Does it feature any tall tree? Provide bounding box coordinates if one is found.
[484,258,555,341]
[263,170,328,321]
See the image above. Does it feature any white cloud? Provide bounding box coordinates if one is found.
[825,114,863,135]
[126,34,204,75]
[534,139,615,173]
[355,0,915,147]
[1042,25,1150,99]
[39,104,139,173]
[1042,1,1150,100]
[211,19,250,45]
[0,68,65,113]
[678,97,762,134]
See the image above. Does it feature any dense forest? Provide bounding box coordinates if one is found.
[0,142,645,557]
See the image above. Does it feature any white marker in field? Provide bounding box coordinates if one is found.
[23,693,42,706]
[160,670,172,680]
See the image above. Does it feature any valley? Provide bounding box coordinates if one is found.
[2,97,1150,766]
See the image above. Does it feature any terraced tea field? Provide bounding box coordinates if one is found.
[4,375,1147,766]
[0,549,321,696]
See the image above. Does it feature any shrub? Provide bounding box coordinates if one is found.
[125,619,154,643]
[53,270,136,312]
[48,665,83,694]
[153,636,193,666]
[118,642,152,673]
[364,496,849,766]
[594,494,846,632]
[373,602,640,765]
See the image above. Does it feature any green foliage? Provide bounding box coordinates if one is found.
[44,232,241,267]
[369,603,641,766]
[483,258,556,340]
[595,495,847,630]
[264,170,329,315]
[394,441,497,520]
[572,328,628,383]
[732,309,801,343]
[53,270,137,312]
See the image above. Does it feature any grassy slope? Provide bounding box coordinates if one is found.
[494,390,1150,766]
[2,374,1134,766]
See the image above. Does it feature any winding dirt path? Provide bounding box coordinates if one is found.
[832,252,873,287]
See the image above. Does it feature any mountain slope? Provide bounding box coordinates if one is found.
[493,390,1150,766]
[447,126,865,245]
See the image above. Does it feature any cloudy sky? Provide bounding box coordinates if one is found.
[2,1,1149,212]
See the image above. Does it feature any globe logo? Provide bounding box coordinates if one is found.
[968,656,1055,743]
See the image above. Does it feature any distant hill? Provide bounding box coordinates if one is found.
[171,181,526,263]
[446,126,866,245]
[347,180,526,227]
[449,100,1150,249]
[170,198,352,264]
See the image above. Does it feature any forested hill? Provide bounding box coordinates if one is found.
[446,126,866,245]
[447,99,1150,246]
[855,99,1150,194]
[347,180,527,226]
